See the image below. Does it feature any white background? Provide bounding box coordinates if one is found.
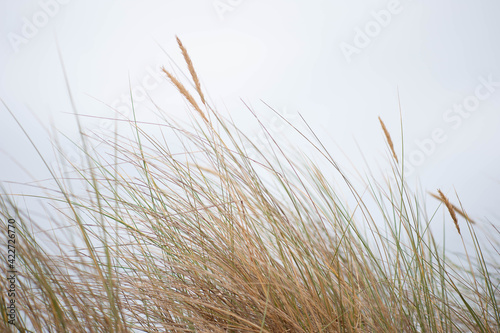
[1,0,499,248]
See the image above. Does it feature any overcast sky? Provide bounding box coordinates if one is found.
[1,1,500,247]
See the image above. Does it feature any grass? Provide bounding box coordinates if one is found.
[0,39,499,332]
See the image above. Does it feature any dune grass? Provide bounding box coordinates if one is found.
[0,40,499,332]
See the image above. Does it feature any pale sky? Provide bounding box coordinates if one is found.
[1,0,499,248]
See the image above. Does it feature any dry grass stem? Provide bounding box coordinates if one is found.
[430,192,476,225]
[176,36,206,105]
[378,116,398,163]
[437,189,461,234]
[162,67,208,123]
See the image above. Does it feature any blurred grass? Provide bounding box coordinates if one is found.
[0,41,499,332]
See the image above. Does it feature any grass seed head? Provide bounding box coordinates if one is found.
[378,117,398,163]
[176,36,206,105]
[437,189,460,235]
[162,67,208,123]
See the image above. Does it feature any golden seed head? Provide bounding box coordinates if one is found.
[378,117,398,163]
[437,189,460,235]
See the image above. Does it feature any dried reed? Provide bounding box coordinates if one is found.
[162,67,208,123]
[430,192,476,225]
[437,189,461,234]
[378,116,398,163]
[176,36,206,105]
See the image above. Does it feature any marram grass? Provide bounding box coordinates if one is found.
[0,40,499,332]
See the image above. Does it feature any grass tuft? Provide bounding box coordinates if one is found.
[0,40,498,332]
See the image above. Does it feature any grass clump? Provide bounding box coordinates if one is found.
[0,40,499,332]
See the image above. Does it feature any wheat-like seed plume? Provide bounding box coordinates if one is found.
[430,192,476,224]
[437,189,460,234]
[162,67,208,123]
[378,117,398,163]
[176,36,206,105]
